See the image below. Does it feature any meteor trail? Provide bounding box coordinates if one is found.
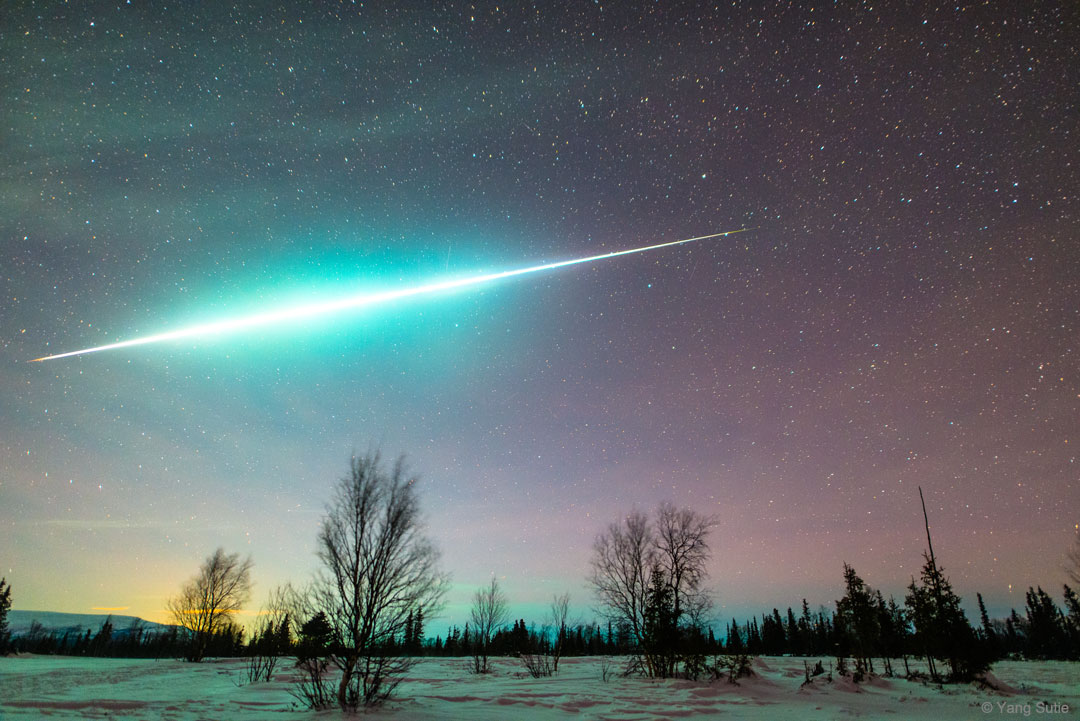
[31,228,750,362]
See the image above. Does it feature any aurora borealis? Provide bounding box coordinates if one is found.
[1,3,1076,626]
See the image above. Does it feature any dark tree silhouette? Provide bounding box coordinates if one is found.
[877,592,909,675]
[906,553,987,681]
[905,487,989,682]
[0,578,11,655]
[589,503,714,678]
[549,592,570,673]
[642,562,678,675]
[166,548,253,662]
[1023,586,1067,659]
[655,502,714,628]
[469,576,509,674]
[836,563,880,679]
[977,592,1000,661]
[312,451,447,710]
[292,612,335,709]
[589,511,653,654]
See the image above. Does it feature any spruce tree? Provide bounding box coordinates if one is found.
[836,564,880,678]
[905,487,990,681]
[90,616,114,656]
[905,553,988,681]
[642,562,678,677]
[814,611,832,656]
[876,592,908,675]
[276,615,293,654]
[798,600,813,656]
[747,618,761,654]
[770,609,786,655]
[1023,587,1066,659]
[0,578,11,655]
[977,593,1000,660]
[759,610,785,656]
[298,612,333,660]
[1005,610,1024,656]
[726,621,743,653]
[786,608,798,655]
[1002,615,1016,656]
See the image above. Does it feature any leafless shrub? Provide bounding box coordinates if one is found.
[236,654,277,686]
[599,656,615,682]
[715,653,754,684]
[290,656,335,710]
[519,650,555,678]
[517,592,571,678]
[802,659,825,686]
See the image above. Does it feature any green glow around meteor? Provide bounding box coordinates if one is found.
[32,229,749,362]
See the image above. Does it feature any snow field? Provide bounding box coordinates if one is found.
[1,655,1076,720]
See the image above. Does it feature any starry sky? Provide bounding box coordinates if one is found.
[2,2,1077,628]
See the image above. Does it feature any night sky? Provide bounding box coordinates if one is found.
[2,2,1077,627]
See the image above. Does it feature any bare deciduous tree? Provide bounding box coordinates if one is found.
[167,548,253,662]
[589,504,714,678]
[470,576,509,673]
[589,511,654,649]
[313,452,447,710]
[549,592,571,674]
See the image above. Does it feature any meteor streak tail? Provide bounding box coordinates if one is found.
[31,228,751,362]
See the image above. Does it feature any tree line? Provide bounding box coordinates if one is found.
[7,615,244,658]
[2,455,1079,712]
[6,578,1077,666]
[5,579,1078,668]
[721,577,1080,670]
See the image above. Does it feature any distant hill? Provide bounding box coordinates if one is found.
[8,610,170,638]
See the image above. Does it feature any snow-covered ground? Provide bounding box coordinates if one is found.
[1,654,1076,720]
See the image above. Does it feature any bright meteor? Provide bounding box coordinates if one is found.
[31,229,750,362]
